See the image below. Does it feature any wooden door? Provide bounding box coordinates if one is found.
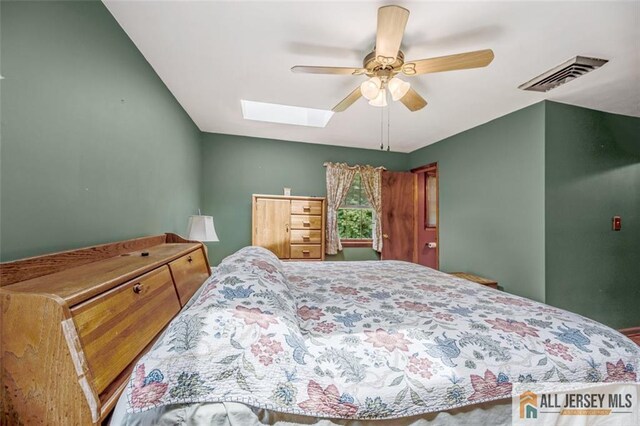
[381,171,416,262]
[413,164,439,269]
[253,198,290,258]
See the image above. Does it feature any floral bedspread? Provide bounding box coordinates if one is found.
[124,247,639,419]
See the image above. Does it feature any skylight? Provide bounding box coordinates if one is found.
[241,100,333,128]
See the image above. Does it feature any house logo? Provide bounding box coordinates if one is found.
[520,390,538,419]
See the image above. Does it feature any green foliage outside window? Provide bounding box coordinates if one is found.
[338,209,373,239]
[338,173,373,239]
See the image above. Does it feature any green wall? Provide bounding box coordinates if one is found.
[200,133,408,264]
[405,100,639,328]
[0,0,201,261]
[545,102,640,329]
[408,103,546,302]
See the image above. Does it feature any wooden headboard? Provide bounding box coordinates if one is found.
[0,234,212,424]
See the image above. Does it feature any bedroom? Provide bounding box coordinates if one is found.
[1,0,638,425]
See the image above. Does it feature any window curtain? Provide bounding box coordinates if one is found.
[359,165,384,252]
[325,162,357,255]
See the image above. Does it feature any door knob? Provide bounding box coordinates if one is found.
[383,234,389,239]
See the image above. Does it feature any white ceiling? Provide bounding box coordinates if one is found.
[104,1,639,153]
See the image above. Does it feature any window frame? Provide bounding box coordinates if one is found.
[341,238,373,248]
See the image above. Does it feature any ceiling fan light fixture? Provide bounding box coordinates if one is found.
[388,77,410,101]
[360,77,382,100]
[368,88,388,107]
[291,5,493,114]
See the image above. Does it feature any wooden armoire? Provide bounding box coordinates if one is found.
[252,194,326,261]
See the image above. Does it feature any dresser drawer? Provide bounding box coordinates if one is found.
[290,215,322,230]
[291,200,323,215]
[290,229,322,244]
[290,244,322,259]
[71,266,180,394]
[168,249,210,305]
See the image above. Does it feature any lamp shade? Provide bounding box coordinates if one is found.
[360,77,382,100]
[187,215,219,242]
[368,88,388,107]
[388,77,410,101]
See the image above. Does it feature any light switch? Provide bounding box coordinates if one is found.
[612,216,621,231]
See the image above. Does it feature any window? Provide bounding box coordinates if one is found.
[425,171,438,228]
[241,100,333,128]
[338,173,373,246]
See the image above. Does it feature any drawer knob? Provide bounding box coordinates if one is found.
[303,236,310,241]
[302,250,310,254]
[133,283,144,294]
[303,206,311,211]
[187,256,193,263]
[303,222,310,226]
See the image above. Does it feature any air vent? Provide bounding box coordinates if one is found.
[519,56,608,92]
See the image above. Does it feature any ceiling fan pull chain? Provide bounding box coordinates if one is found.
[380,106,384,150]
[387,103,391,152]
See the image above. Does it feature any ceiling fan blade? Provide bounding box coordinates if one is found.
[291,65,365,75]
[375,5,409,66]
[400,88,427,112]
[332,86,362,112]
[402,49,495,76]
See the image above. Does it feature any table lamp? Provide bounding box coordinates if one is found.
[187,211,219,242]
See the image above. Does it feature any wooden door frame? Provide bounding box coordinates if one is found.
[411,162,439,269]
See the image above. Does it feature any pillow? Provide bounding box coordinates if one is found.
[221,247,289,287]
[220,245,282,267]
[202,246,298,328]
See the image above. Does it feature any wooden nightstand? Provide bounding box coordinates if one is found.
[450,272,498,289]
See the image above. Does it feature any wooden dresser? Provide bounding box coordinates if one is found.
[0,234,211,425]
[252,194,326,261]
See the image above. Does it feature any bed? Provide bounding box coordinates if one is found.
[111,247,639,425]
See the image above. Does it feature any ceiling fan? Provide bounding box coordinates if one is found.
[291,5,495,112]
